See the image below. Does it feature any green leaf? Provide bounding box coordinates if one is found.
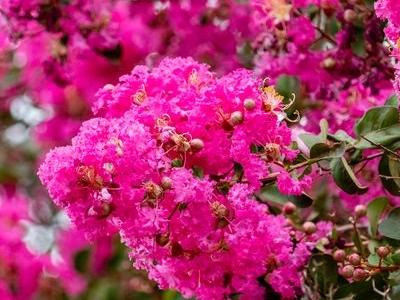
[355,124,400,149]
[162,290,185,300]
[367,197,389,238]
[298,133,324,150]
[379,207,400,240]
[107,241,126,271]
[319,119,329,141]
[386,94,399,107]
[368,253,380,265]
[379,155,400,196]
[309,142,345,169]
[331,157,368,195]
[334,275,387,299]
[74,248,91,274]
[258,185,313,208]
[355,106,399,138]
[309,143,331,159]
[350,28,367,58]
[275,75,300,103]
[307,254,338,296]
[298,119,330,152]
[237,41,254,69]
[390,252,400,265]
[329,130,356,144]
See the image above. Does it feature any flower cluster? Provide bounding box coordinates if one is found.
[250,0,394,133]
[0,1,253,148]
[0,195,44,300]
[0,191,116,299]
[375,0,400,94]
[39,57,327,299]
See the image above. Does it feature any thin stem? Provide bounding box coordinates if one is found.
[360,135,400,159]
[313,26,337,45]
[288,156,333,172]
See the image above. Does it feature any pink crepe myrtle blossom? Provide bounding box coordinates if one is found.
[39,57,327,299]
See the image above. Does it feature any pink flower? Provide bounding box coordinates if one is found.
[39,57,315,298]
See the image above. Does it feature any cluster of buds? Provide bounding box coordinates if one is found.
[335,251,369,281]
[334,245,393,282]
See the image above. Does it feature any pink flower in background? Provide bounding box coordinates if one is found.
[0,195,44,300]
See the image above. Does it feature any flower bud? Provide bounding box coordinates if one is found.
[353,268,369,281]
[283,202,296,215]
[340,265,354,278]
[244,98,256,111]
[322,57,336,69]
[348,253,361,266]
[344,9,357,23]
[354,205,367,218]
[190,138,204,151]
[377,246,391,258]
[229,111,243,125]
[333,249,346,262]
[303,221,317,235]
[161,176,173,190]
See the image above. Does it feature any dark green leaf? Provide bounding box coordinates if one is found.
[379,207,400,240]
[355,124,400,149]
[355,106,399,138]
[73,248,91,274]
[350,28,366,58]
[334,275,387,299]
[331,157,368,195]
[275,75,300,103]
[258,185,313,208]
[307,254,338,295]
[237,41,254,69]
[389,252,400,265]
[309,143,331,159]
[291,193,314,208]
[367,197,389,238]
[379,155,400,196]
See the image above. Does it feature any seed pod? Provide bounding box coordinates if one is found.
[229,111,244,125]
[244,98,256,110]
[322,57,336,69]
[354,205,367,218]
[303,221,317,234]
[283,202,296,215]
[377,246,391,258]
[344,9,357,23]
[190,138,204,151]
[333,249,346,262]
[353,268,369,281]
[341,265,354,278]
[348,253,361,266]
[161,176,173,190]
